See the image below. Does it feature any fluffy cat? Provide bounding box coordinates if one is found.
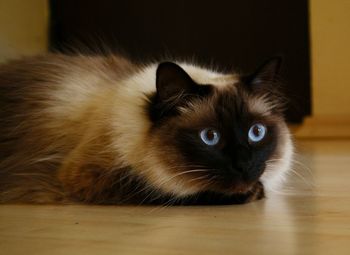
[0,54,293,205]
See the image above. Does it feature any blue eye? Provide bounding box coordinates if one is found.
[248,123,267,143]
[200,128,220,146]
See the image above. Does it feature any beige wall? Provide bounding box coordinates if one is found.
[310,0,350,118]
[0,0,48,63]
[293,0,350,137]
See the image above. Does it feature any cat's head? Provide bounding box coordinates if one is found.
[145,59,293,200]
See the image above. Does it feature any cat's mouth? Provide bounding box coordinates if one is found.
[202,170,264,196]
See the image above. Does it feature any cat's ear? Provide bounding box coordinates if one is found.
[156,62,196,101]
[151,62,212,121]
[244,57,282,90]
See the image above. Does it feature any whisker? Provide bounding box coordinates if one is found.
[266,157,314,180]
[187,174,211,183]
[134,168,209,205]
[287,168,315,187]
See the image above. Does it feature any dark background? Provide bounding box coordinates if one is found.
[50,0,311,123]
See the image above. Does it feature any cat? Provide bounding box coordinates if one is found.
[0,54,293,205]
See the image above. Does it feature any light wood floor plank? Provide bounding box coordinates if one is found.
[1,139,350,254]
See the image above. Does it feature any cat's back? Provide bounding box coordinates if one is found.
[0,53,137,120]
[0,53,136,102]
[0,54,139,202]
[0,54,136,163]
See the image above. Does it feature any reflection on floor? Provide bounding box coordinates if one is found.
[0,139,350,255]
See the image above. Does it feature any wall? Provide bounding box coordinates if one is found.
[293,0,350,137]
[0,0,349,136]
[0,0,48,63]
[310,0,350,118]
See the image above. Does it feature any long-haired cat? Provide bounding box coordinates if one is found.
[0,54,293,205]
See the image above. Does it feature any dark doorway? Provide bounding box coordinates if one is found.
[50,0,311,123]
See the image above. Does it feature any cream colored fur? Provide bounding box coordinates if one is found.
[44,60,292,197]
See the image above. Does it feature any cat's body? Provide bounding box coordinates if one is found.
[0,54,293,205]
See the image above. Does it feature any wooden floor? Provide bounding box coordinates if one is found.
[1,139,350,254]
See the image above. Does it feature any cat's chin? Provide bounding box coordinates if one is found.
[159,190,264,206]
[185,181,265,205]
[201,178,262,196]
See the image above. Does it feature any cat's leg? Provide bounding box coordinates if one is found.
[176,182,265,205]
[240,181,265,203]
[57,137,124,203]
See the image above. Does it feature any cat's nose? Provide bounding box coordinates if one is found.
[229,162,243,173]
[239,164,262,182]
[227,164,246,180]
[230,147,251,172]
[230,161,258,181]
[231,160,248,173]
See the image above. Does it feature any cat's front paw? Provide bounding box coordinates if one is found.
[242,181,265,203]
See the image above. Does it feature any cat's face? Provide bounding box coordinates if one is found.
[146,59,293,199]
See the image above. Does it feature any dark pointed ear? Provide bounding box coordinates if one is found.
[156,62,195,101]
[150,62,213,121]
[244,57,282,90]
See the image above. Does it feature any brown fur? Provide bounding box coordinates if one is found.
[0,54,138,203]
[0,54,292,204]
